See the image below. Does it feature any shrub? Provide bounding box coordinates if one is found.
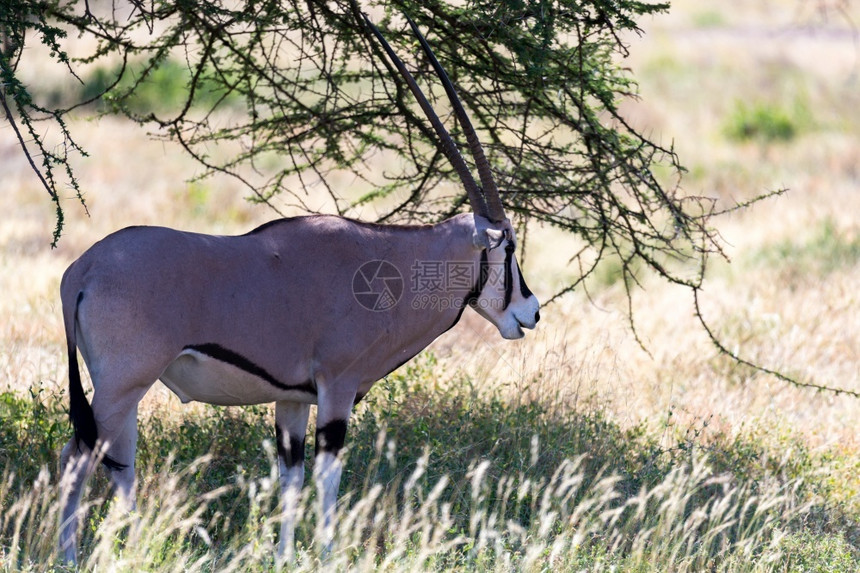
[79,58,241,115]
[749,217,860,281]
[723,99,807,143]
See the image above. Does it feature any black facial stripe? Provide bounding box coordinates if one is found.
[516,260,534,299]
[184,343,317,395]
[316,419,348,455]
[464,250,490,310]
[276,425,306,467]
[504,243,515,310]
[444,250,490,334]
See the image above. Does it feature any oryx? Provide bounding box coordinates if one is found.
[58,15,540,564]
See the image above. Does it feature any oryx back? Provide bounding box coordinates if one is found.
[58,16,543,564]
[61,214,485,413]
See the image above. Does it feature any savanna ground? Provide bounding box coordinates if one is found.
[1,0,859,570]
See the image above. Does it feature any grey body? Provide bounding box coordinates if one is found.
[66,214,499,411]
[57,16,542,564]
[58,213,539,563]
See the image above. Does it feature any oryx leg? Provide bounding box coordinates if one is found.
[275,400,310,563]
[313,384,356,554]
[59,438,97,564]
[58,379,148,564]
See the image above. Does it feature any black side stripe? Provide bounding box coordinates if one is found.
[184,343,317,395]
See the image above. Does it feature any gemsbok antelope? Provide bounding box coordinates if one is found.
[58,15,540,563]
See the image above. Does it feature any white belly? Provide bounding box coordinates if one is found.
[159,348,317,406]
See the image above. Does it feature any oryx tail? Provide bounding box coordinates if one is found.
[56,15,541,565]
[64,291,125,471]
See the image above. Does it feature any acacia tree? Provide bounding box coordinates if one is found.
[1,0,852,395]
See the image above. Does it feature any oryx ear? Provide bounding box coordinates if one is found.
[473,228,506,250]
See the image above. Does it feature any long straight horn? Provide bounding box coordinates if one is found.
[405,16,507,223]
[363,14,490,219]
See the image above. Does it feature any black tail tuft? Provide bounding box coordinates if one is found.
[68,293,126,472]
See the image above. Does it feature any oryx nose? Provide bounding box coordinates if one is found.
[534,310,540,324]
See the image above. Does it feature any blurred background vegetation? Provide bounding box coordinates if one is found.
[1,0,859,570]
[2,0,720,307]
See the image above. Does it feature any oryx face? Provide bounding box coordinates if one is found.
[472,218,541,340]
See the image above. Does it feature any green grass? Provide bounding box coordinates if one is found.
[771,530,859,573]
[1,355,857,570]
[691,10,727,29]
[75,58,242,115]
[748,217,860,281]
[722,98,812,144]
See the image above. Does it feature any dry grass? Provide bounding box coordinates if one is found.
[0,448,816,571]
[1,0,859,569]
